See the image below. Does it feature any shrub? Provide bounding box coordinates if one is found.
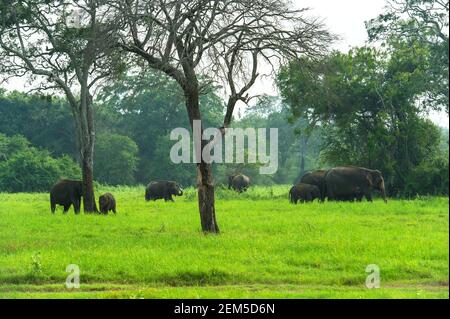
[0,134,80,192]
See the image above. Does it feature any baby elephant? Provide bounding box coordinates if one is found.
[289,183,321,204]
[99,193,116,214]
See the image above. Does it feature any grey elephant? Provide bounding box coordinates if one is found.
[289,183,321,204]
[50,180,83,214]
[145,181,183,202]
[227,173,239,189]
[300,169,328,201]
[325,166,387,203]
[230,174,250,193]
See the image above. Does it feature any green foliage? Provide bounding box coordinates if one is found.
[0,91,76,158]
[0,189,447,298]
[0,134,80,192]
[94,133,139,186]
[96,71,225,186]
[404,151,449,196]
[278,42,448,196]
[366,0,449,112]
[229,96,324,185]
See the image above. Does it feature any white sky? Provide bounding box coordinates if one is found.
[2,0,449,128]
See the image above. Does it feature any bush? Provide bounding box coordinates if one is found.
[0,134,80,193]
[403,153,449,197]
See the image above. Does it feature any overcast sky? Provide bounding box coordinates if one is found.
[2,0,448,127]
[299,0,386,51]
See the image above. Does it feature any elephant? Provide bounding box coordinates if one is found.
[145,181,183,202]
[289,183,321,204]
[50,180,83,214]
[230,174,250,193]
[325,166,387,203]
[99,193,116,214]
[300,169,328,201]
[227,173,239,189]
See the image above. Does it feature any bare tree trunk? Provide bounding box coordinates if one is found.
[185,86,220,234]
[73,90,97,213]
[81,154,97,212]
[197,163,220,233]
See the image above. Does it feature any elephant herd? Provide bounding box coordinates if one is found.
[49,179,184,214]
[290,166,387,204]
[50,180,118,214]
[49,167,386,214]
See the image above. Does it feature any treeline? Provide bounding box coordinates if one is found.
[0,76,447,196]
[0,75,323,192]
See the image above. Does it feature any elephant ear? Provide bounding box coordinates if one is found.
[365,171,374,186]
[169,181,178,191]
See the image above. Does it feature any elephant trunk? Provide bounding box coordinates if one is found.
[380,181,387,203]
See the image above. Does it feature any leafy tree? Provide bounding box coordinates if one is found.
[366,0,449,112]
[0,0,124,211]
[0,92,76,158]
[0,134,29,161]
[96,71,224,185]
[237,96,323,185]
[0,134,80,192]
[278,42,448,196]
[94,133,139,186]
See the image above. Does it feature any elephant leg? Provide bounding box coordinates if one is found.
[63,204,71,213]
[327,188,335,202]
[365,192,373,202]
[73,200,81,214]
[51,202,56,214]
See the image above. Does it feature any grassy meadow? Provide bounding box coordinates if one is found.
[0,185,448,299]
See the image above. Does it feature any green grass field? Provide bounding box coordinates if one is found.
[0,186,448,299]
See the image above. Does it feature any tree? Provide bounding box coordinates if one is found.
[113,0,334,233]
[96,71,224,186]
[0,134,80,192]
[0,91,76,158]
[94,133,139,186]
[366,0,449,113]
[278,43,447,196]
[237,96,324,184]
[0,0,123,211]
